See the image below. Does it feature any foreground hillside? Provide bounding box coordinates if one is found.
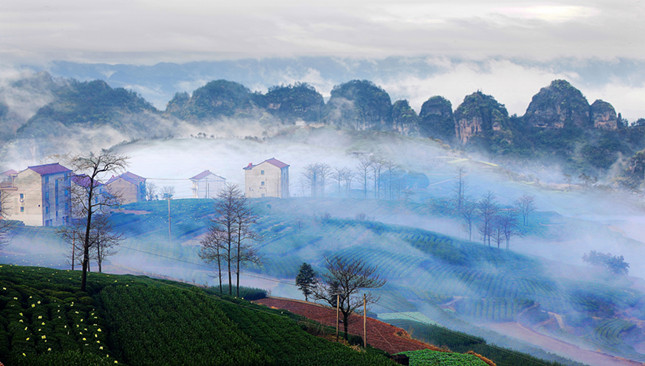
[0,265,505,366]
[0,265,399,365]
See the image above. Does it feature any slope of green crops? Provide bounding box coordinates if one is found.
[398,349,490,366]
[0,265,396,366]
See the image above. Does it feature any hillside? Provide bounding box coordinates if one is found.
[0,265,406,366]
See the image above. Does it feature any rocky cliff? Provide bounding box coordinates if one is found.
[418,96,455,141]
[524,80,590,129]
[590,99,618,130]
[454,91,509,144]
[323,80,392,131]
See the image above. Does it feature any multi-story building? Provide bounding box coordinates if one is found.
[71,174,108,218]
[190,170,226,199]
[243,158,289,198]
[105,171,146,205]
[0,163,72,226]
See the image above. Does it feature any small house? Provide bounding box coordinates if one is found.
[190,170,226,199]
[243,158,289,198]
[105,171,146,205]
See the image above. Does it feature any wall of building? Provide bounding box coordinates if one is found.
[9,170,44,226]
[41,172,71,226]
[245,162,285,198]
[192,176,226,198]
[106,179,139,205]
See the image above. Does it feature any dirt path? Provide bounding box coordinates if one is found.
[255,297,439,355]
[482,322,645,366]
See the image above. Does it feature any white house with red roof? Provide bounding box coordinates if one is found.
[0,163,72,226]
[190,170,226,199]
[105,171,146,205]
[243,158,289,198]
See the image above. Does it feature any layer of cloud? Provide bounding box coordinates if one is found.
[1,0,644,65]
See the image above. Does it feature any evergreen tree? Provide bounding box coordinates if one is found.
[295,262,316,301]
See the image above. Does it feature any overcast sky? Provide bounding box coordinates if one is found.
[2,0,643,63]
[1,0,645,119]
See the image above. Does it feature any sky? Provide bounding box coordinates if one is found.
[1,0,645,119]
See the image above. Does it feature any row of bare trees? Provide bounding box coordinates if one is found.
[302,154,407,200]
[454,168,535,249]
[199,184,260,297]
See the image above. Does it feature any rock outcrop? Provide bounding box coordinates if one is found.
[590,99,618,130]
[323,80,392,131]
[418,96,455,141]
[524,80,590,129]
[454,91,509,144]
[391,100,419,136]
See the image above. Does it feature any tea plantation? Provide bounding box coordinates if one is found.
[0,265,399,365]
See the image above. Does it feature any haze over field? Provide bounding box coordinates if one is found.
[2,0,645,365]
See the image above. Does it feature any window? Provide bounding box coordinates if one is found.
[19,193,24,200]
[261,170,265,175]
[20,207,24,212]
[261,181,265,186]
[45,206,49,214]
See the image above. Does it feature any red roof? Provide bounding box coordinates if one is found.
[190,170,225,181]
[28,163,71,176]
[243,158,289,170]
[72,174,103,188]
[106,171,145,185]
[1,169,17,176]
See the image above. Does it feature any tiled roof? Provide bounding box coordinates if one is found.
[28,163,72,176]
[72,174,103,188]
[1,169,17,176]
[243,158,289,170]
[106,171,145,185]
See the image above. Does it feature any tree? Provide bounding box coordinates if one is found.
[583,251,629,276]
[199,225,227,293]
[515,194,535,226]
[296,263,316,301]
[70,150,127,291]
[145,182,158,201]
[496,209,520,250]
[202,184,260,296]
[0,188,13,249]
[477,192,498,246]
[356,155,373,199]
[370,156,385,199]
[313,256,386,340]
[303,163,331,197]
[92,214,122,273]
[460,199,476,241]
[453,167,466,212]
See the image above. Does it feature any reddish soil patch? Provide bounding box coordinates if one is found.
[255,297,439,355]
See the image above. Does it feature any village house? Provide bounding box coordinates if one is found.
[105,171,146,205]
[0,163,72,226]
[243,158,289,198]
[190,170,226,199]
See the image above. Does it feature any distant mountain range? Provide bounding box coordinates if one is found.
[3,69,645,190]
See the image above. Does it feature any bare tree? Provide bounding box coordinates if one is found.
[477,192,498,246]
[199,225,227,293]
[161,186,175,199]
[233,188,260,297]
[0,188,13,249]
[70,150,127,291]
[356,155,373,199]
[370,156,385,199]
[204,184,260,296]
[313,256,386,340]
[383,160,398,200]
[497,209,520,250]
[145,182,158,201]
[303,163,331,197]
[515,194,535,226]
[454,167,466,212]
[460,199,476,241]
[58,220,85,270]
[92,214,122,273]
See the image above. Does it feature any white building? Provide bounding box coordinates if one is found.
[190,170,226,199]
[243,158,289,198]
